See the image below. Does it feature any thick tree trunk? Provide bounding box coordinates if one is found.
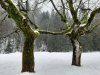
[70,38,82,66]
[22,36,35,72]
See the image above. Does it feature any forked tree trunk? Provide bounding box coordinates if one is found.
[70,38,82,66]
[22,35,35,72]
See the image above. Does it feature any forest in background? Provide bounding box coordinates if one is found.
[0,9,100,53]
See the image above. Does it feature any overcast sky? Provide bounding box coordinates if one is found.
[41,0,100,12]
[12,0,100,13]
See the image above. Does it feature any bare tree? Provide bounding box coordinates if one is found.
[0,0,39,72]
[49,0,100,66]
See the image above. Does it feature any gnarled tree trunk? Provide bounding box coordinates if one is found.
[22,35,35,72]
[70,38,82,66]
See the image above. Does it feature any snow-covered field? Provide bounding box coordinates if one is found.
[0,52,100,75]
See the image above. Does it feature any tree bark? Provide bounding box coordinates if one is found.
[70,38,82,66]
[22,35,35,72]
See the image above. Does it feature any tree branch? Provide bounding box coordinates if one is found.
[0,29,20,39]
[88,22,100,33]
[50,0,63,19]
[0,0,25,27]
[27,17,38,29]
[39,27,72,35]
[68,0,80,24]
[85,7,100,27]
[79,22,100,36]
[0,14,8,25]
[18,0,26,11]
[76,0,82,12]
[61,0,66,16]
[0,0,36,34]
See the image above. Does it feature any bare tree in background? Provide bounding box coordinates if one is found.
[49,0,100,66]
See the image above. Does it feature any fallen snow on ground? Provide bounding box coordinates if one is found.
[0,52,100,75]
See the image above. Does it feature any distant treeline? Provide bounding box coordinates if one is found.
[0,11,100,53]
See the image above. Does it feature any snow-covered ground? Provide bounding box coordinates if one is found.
[0,52,100,75]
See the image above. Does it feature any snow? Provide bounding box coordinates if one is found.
[80,24,86,27]
[0,52,100,75]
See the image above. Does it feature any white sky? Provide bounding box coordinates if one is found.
[41,0,100,12]
[12,0,100,12]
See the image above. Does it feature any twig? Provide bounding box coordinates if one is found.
[0,14,8,25]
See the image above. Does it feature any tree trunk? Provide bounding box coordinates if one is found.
[70,38,82,66]
[22,36,35,72]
